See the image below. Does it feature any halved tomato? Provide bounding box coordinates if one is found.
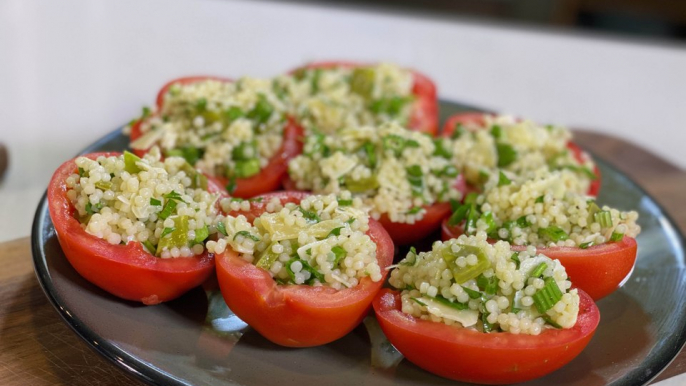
[215,191,394,347]
[290,61,439,135]
[47,152,225,305]
[441,221,637,300]
[442,112,601,196]
[373,288,599,384]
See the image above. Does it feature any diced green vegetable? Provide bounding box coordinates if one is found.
[194,225,210,244]
[256,242,281,270]
[298,206,321,223]
[406,165,424,197]
[370,96,412,118]
[217,221,228,236]
[150,198,162,206]
[532,277,563,314]
[362,141,377,168]
[163,191,187,203]
[479,211,497,234]
[497,171,511,186]
[331,245,346,266]
[451,123,465,139]
[166,146,203,166]
[538,226,569,242]
[78,167,87,178]
[123,151,143,174]
[579,241,594,249]
[142,240,156,254]
[327,227,343,238]
[464,192,479,205]
[85,202,103,215]
[158,199,177,220]
[516,215,531,228]
[433,138,452,158]
[610,232,624,242]
[476,274,499,295]
[490,125,502,139]
[234,159,261,178]
[246,94,274,125]
[594,210,613,228]
[156,216,189,255]
[406,207,423,215]
[441,244,490,284]
[224,106,245,123]
[94,181,111,191]
[232,140,257,161]
[344,175,379,193]
[461,286,481,299]
[496,143,517,168]
[510,252,520,269]
[530,263,548,278]
[535,195,544,204]
[350,67,375,98]
[337,198,353,206]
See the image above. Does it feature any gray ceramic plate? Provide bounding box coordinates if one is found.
[32,101,686,386]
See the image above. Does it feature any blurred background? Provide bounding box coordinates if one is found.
[0,0,685,242]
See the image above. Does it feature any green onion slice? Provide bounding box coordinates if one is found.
[538,226,569,242]
[532,277,563,314]
[441,244,490,284]
[234,230,260,242]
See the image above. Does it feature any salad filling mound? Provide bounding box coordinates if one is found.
[131,77,287,181]
[208,192,382,290]
[65,149,221,258]
[288,121,462,224]
[449,114,597,193]
[388,233,580,334]
[275,63,415,133]
[449,168,641,248]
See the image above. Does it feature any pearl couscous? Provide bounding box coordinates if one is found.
[288,121,462,223]
[65,149,221,258]
[449,114,596,193]
[208,193,383,289]
[388,233,580,334]
[450,168,640,248]
[130,77,287,182]
[273,63,414,134]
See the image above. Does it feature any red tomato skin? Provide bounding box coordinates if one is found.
[373,288,599,384]
[130,76,306,198]
[215,192,395,347]
[292,61,439,136]
[378,202,452,245]
[441,220,637,300]
[442,113,601,196]
[48,153,224,305]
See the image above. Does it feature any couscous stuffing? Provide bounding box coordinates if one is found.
[388,233,580,334]
[209,192,383,289]
[288,121,462,224]
[65,149,221,258]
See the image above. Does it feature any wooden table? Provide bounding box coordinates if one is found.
[2,132,685,385]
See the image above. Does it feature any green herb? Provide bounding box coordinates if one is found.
[331,245,346,266]
[78,167,87,177]
[406,165,424,197]
[464,192,479,205]
[234,159,261,178]
[490,124,502,139]
[234,230,260,242]
[142,241,156,254]
[451,123,465,139]
[161,227,176,238]
[224,106,245,123]
[538,226,569,242]
[232,140,257,161]
[298,206,321,223]
[434,295,469,310]
[216,221,228,237]
[510,252,520,269]
[559,165,597,180]
[516,215,531,228]
[610,232,624,242]
[363,141,377,168]
[142,106,151,117]
[370,96,413,118]
[85,202,103,215]
[441,244,490,284]
[532,277,563,314]
[163,191,187,204]
[407,207,423,215]
[496,143,517,167]
[226,176,237,194]
[337,198,353,206]
[350,67,375,98]
[310,68,322,93]
[579,241,594,249]
[246,94,274,125]
[195,98,207,111]
[194,225,210,244]
[542,315,562,329]
[464,204,480,234]
[478,170,490,183]
[439,165,459,178]
[479,211,497,234]
[477,273,499,295]
[461,286,481,299]
[149,198,161,206]
[433,138,452,158]
[158,199,177,220]
[535,195,544,204]
[166,146,204,166]
[411,297,427,307]
[531,263,548,278]
[327,227,343,238]
[497,171,511,186]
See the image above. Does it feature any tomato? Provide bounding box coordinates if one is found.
[373,288,599,384]
[291,61,439,135]
[129,77,305,198]
[442,113,601,196]
[215,191,395,347]
[47,152,225,305]
[378,202,452,246]
[441,221,637,300]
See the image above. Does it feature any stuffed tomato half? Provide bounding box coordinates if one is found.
[442,112,601,196]
[442,167,640,300]
[47,151,227,305]
[286,121,465,245]
[280,61,438,135]
[129,76,304,198]
[375,234,600,384]
[213,191,394,347]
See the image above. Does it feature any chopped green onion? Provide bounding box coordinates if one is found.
[194,225,210,244]
[363,141,377,168]
[224,106,245,123]
[234,159,261,178]
[530,263,548,278]
[451,123,465,139]
[535,195,544,204]
[610,232,624,242]
[350,67,375,98]
[298,206,321,223]
[464,204,480,234]
[462,286,481,299]
[383,134,416,156]
[234,230,260,242]
[78,167,87,177]
[510,252,520,269]
[532,277,563,314]
[256,242,280,270]
[542,315,562,329]
[406,165,424,197]
[433,138,452,158]
[150,198,161,206]
[142,241,156,254]
[433,295,469,310]
[538,226,569,242]
[411,297,427,307]
[497,171,511,186]
[166,146,203,166]
[441,244,490,284]
[479,211,497,234]
[477,274,499,295]
[161,227,176,238]
[246,94,274,125]
[407,207,423,215]
[158,199,177,220]
[516,215,531,228]
[337,198,353,206]
[464,192,479,205]
[496,143,517,168]
[163,191,187,204]
[123,151,143,174]
[232,141,257,161]
[594,210,613,228]
[344,175,379,193]
[216,221,228,237]
[490,124,502,139]
[370,96,413,118]
[331,245,346,266]
[579,241,594,249]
